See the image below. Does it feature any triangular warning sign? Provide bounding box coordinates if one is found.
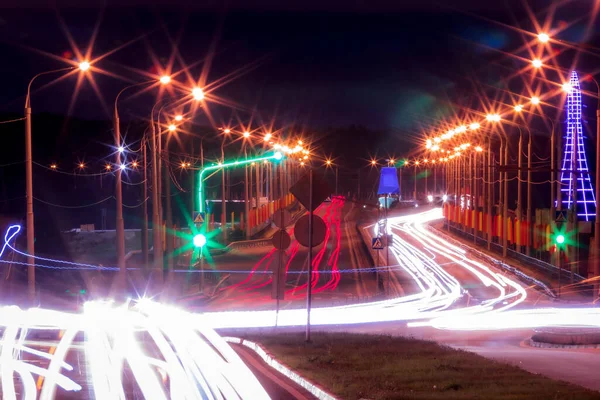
[194,213,204,223]
[555,211,567,223]
[372,238,383,249]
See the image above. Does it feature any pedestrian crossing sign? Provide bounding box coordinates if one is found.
[372,237,384,250]
[193,211,205,224]
[555,210,567,223]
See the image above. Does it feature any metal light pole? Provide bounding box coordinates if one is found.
[591,77,600,294]
[306,168,314,342]
[526,126,533,256]
[517,130,523,224]
[142,136,149,267]
[503,138,508,258]
[24,66,75,301]
[150,103,164,282]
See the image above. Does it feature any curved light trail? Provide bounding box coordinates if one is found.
[0,300,269,400]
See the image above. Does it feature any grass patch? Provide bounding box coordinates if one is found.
[242,332,600,400]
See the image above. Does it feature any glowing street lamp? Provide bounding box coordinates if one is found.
[514,104,523,112]
[469,122,480,130]
[371,160,377,166]
[175,114,183,121]
[486,113,501,122]
[223,128,231,134]
[105,164,112,171]
[531,96,540,105]
[159,75,171,84]
[538,32,550,43]
[50,164,57,169]
[168,124,176,132]
[192,87,204,100]
[243,131,250,138]
[532,59,543,69]
[119,164,126,171]
[118,146,125,153]
[562,82,573,93]
[79,61,91,71]
[264,133,272,141]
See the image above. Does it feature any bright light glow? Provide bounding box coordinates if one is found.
[264,133,272,141]
[119,164,126,171]
[132,161,138,168]
[105,164,112,171]
[326,160,332,165]
[389,159,395,165]
[300,161,305,166]
[425,139,432,149]
[175,115,183,121]
[79,163,85,169]
[50,164,57,169]
[531,96,540,105]
[78,61,90,71]
[274,152,283,160]
[371,160,377,166]
[181,162,186,168]
[562,82,573,93]
[415,161,420,166]
[486,114,501,122]
[298,140,303,145]
[532,58,543,68]
[555,234,565,244]
[538,32,550,43]
[193,234,207,248]
[168,124,176,132]
[117,146,125,153]
[442,194,448,202]
[224,128,231,134]
[469,123,480,130]
[427,195,433,203]
[159,75,171,84]
[514,104,523,112]
[431,144,440,151]
[303,155,308,160]
[243,131,250,138]
[475,146,483,152]
[455,125,467,133]
[192,87,204,100]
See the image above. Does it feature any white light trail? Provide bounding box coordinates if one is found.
[0,301,269,400]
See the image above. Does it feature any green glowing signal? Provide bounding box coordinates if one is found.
[198,151,284,213]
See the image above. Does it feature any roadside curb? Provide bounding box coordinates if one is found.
[225,337,337,400]
[528,338,600,349]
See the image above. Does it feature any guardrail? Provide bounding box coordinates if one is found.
[435,224,557,298]
[443,223,586,282]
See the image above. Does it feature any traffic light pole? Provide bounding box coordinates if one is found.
[305,169,314,343]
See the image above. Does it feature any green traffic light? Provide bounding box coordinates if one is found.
[193,233,207,248]
[555,234,565,245]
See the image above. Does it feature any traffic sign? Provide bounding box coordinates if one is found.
[193,211,205,224]
[555,210,567,223]
[290,172,331,211]
[272,229,292,250]
[273,209,292,229]
[294,214,327,247]
[372,237,384,250]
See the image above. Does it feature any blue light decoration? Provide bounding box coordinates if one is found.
[377,167,400,208]
[559,71,596,221]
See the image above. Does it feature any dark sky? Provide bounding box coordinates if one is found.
[0,0,599,231]
[0,0,561,130]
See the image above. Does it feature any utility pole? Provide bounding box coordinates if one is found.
[113,105,126,289]
[165,137,173,282]
[503,138,508,258]
[142,136,149,267]
[221,147,227,241]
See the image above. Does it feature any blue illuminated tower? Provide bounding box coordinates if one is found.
[559,71,596,221]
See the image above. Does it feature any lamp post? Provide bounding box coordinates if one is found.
[24,63,86,300]
[114,77,170,286]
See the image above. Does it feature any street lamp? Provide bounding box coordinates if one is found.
[175,114,183,121]
[168,124,176,132]
[532,59,543,69]
[192,87,204,100]
[159,75,171,84]
[538,32,550,43]
[243,131,250,138]
[114,76,171,284]
[514,104,523,112]
[531,96,540,105]
[24,61,89,300]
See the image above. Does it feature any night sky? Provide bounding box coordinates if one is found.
[0,0,598,236]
